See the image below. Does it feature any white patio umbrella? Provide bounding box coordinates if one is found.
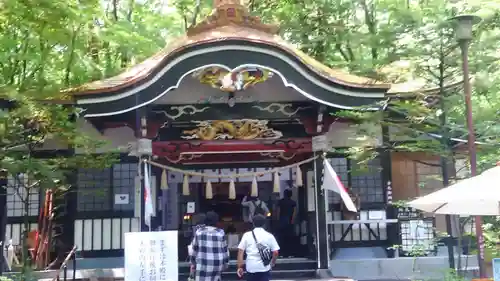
[408,165,500,216]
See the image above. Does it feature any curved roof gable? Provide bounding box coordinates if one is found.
[70,0,468,117]
[68,0,390,97]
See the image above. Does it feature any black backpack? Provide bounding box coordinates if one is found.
[253,201,266,216]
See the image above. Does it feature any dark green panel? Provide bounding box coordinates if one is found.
[149,102,317,122]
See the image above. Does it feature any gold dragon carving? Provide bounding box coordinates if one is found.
[182,119,283,141]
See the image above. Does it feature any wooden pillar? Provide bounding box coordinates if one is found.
[314,154,329,270]
[381,125,399,258]
[0,169,7,275]
[140,114,147,232]
[63,167,77,258]
[296,167,307,256]
[63,118,78,261]
[380,125,392,204]
[140,160,147,232]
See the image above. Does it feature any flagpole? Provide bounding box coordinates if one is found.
[148,161,152,232]
[141,159,147,232]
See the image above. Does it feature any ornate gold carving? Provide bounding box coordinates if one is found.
[187,2,279,36]
[182,119,282,140]
[192,66,273,92]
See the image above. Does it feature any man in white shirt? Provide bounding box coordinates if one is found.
[241,196,270,223]
[237,215,279,281]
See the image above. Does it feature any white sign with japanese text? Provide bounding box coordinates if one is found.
[124,231,178,281]
[493,258,500,281]
[312,134,329,151]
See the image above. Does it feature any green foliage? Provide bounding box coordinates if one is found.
[482,217,500,261]
[0,269,38,281]
[0,91,118,270]
[0,92,117,185]
[250,0,500,171]
[1,0,500,272]
[0,0,187,193]
[0,0,184,92]
[441,269,469,281]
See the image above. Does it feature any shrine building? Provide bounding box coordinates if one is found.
[1,0,470,279]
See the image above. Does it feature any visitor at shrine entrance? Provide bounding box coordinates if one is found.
[193,181,302,260]
[241,194,270,231]
[275,189,297,257]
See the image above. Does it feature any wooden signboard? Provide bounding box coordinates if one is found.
[493,257,500,281]
[124,231,178,281]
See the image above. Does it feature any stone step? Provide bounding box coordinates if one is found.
[36,271,318,281]
[32,259,318,281]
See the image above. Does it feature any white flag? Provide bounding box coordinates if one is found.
[322,159,357,212]
[143,163,154,229]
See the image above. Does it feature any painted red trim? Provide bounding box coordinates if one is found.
[152,138,313,154]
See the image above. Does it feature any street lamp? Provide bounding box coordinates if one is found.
[450,14,484,277]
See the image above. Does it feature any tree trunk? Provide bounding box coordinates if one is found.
[360,0,378,62]
[47,187,68,270]
[65,26,81,86]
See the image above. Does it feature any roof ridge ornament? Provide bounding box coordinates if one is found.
[186,0,279,36]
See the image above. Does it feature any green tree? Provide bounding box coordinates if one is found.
[0,90,118,270]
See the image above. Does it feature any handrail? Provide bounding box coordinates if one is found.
[51,246,77,281]
[327,219,399,224]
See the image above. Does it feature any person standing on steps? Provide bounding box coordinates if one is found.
[237,214,280,281]
[276,189,296,257]
[190,211,229,281]
[242,195,269,221]
[188,213,206,257]
[241,195,270,231]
